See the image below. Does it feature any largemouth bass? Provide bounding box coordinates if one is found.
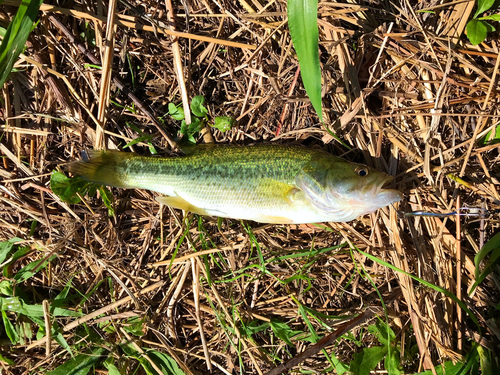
[68,144,402,223]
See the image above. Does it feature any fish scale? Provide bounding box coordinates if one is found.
[69,144,402,223]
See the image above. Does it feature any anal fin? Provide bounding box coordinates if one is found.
[156,196,209,216]
[250,214,293,224]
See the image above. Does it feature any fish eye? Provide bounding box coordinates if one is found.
[355,167,368,177]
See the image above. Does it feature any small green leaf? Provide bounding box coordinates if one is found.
[466,19,488,45]
[29,219,37,236]
[384,346,401,375]
[98,186,115,217]
[103,361,122,375]
[2,310,19,344]
[122,316,146,336]
[168,103,185,121]
[190,95,208,118]
[188,117,204,134]
[288,0,323,121]
[0,352,14,365]
[474,0,496,18]
[477,346,493,375]
[350,346,388,375]
[270,320,303,347]
[240,320,269,336]
[0,280,13,296]
[54,277,73,301]
[368,320,395,346]
[484,21,496,32]
[180,117,204,143]
[123,134,152,149]
[212,116,235,132]
[3,245,31,277]
[478,14,500,21]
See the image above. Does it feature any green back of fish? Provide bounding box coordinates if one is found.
[70,145,331,192]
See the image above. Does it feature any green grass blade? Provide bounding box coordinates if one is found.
[288,0,323,121]
[0,0,43,88]
[357,249,481,331]
[469,231,500,294]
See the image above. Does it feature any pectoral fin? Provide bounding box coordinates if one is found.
[156,195,209,216]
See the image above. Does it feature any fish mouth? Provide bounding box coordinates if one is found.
[363,175,403,205]
[375,175,402,204]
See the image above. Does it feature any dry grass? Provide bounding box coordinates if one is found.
[1,0,499,374]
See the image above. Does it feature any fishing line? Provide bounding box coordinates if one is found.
[400,207,500,218]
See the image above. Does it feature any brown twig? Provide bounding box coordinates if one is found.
[48,15,178,150]
[265,289,402,375]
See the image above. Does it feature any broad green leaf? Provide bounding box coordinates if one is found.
[288,0,323,121]
[147,350,186,375]
[190,95,208,118]
[481,121,500,144]
[54,331,74,357]
[0,296,82,317]
[415,359,474,375]
[350,346,387,375]
[50,171,87,204]
[2,310,19,344]
[0,0,44,88]
[168,103,185,121]
[479,14,500,21]
[121,343,185,375]
[212,116,235,132]
[14,255,57,283]
[466,19,488,45]
[0,237,23,264]
[46,347,107,375]
[469,231,500,293]
[474,0,495,18]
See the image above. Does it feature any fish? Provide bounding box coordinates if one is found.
[68,144,402,224]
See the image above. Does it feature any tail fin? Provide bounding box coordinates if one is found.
[68,150,138,189]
